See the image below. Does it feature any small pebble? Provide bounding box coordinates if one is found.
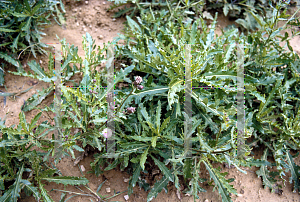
[106,187,111,193]
[83,28,87,32]
[40,60,43,64]
[124,178,129,182]
[204,199,209,202]
[124,195,129,201]
[80,165,85,172]
[98,35,103,39]
[112,18,116,22]
[73,8,77,12]
[85,1,88,4]
[103,1,106,4]
[76,22,79,26]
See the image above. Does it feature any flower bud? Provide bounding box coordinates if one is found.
[110,104,114,110]
[93,79,96,83]
[137,85,143,90]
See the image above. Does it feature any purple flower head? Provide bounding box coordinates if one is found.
[134,76,143,85]
[90,90,93,93]
[93,79,96,83]
[137,85,143,90]
[126,107,136,114]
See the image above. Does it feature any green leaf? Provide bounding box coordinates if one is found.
[256,149,277,191]
[0,189,12,202]
[126,15,141,33]
[0,67,4,86]
[22,86,53,112]
[202,160,234,202]
[0,27,18,32]
[40,176,89,186]
[151,136,158,148]
[11,164,25,202]
[29,112,42,131]
[286,151,300,193]
[155,100,161,129]
[168,79,184,108]
[23,183,41,201]
[183,158,193,179]
[0,52,20,68]
[19,111,28,132]
[258,79,281,117]
[147,176,170,202]
[140,147,149,170]
[72,145,84,152]
[22,17,32,31]
[39,183,55,202]
[150,155,174,182]
[27,60,47,79]
[11,33,20,51]
[10,12,29,17]
[223,4,230,16]
[131,164,142,188]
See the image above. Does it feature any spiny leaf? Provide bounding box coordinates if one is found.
[131,164,142,188]
[22,86,53,112]
[147,176,169,202]
[0,52,20,68]
[39,183,55,202]
[155,100,161,129]
[202,160,233,202]
[150,155,174,182]
[256,148,277,191]
[29,112,42,131]
[140,146,149,170]
[40,176,89,186]
[286,151,300,193]
[11,164,25,202]
[126,15,141,33]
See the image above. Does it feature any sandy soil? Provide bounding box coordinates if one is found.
[1,0,300,201]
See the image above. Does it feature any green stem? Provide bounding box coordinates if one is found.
[95,87,136,131]
[116,86,136,114]
[103,190,127,201]
[214,124,222,147]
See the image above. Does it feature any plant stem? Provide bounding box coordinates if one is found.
[116,86,136,114]
[103,190,127,200]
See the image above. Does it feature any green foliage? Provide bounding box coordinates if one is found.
[0,112,89,201]
[1,0,300,201]
[0,0,65,84]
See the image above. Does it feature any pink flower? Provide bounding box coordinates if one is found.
[137,85,143,90]
[134,76,143,85]
[102,128,112,138]
[126,107,136,114]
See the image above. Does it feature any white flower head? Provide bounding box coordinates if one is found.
[102,128,112,138]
